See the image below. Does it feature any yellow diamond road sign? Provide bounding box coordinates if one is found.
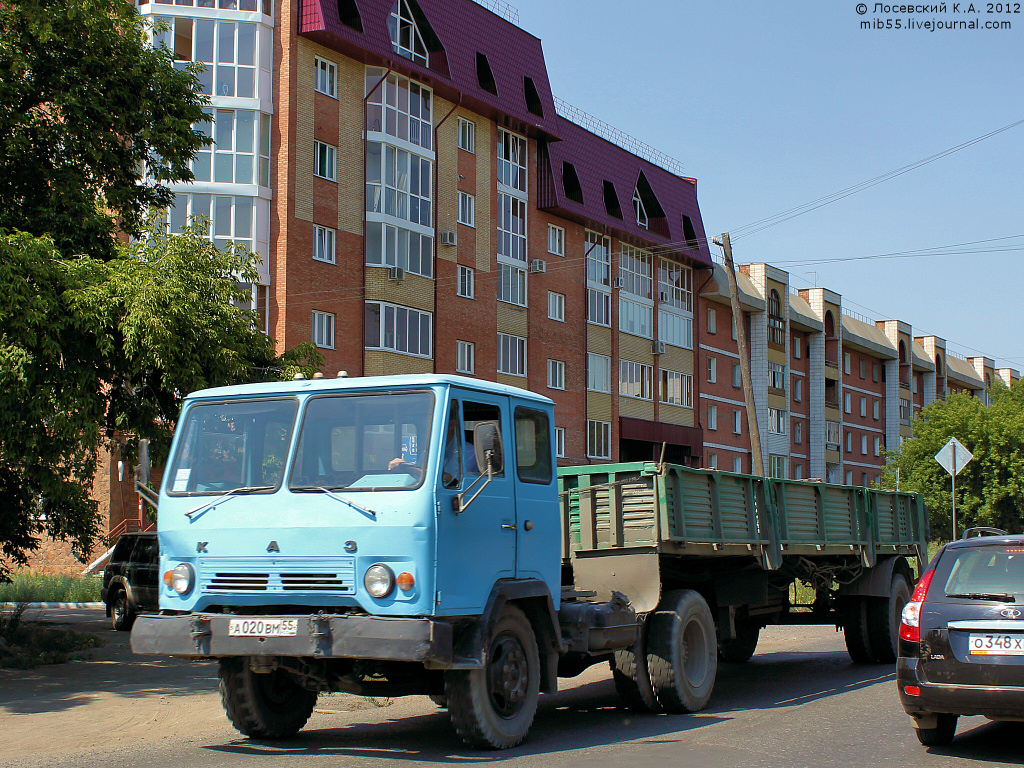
[935,437,973,477]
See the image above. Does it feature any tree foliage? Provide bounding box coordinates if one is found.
[880,383,1024,543]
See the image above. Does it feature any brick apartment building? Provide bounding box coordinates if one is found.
[87,0,1017,541]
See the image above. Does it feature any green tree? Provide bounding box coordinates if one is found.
[880,383,1024,543]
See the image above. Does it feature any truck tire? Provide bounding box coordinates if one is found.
[915,713,958,746]
[218,657,317,739]
[446,604,540,749]
[609,619,661,712]
[868,572,911,664]
[646,590,717,713]
[842,597,875,663]
[110,589,136,632]
[718,621,760,664]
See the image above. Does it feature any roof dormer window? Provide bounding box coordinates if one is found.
[632,188,648,229]
[389,0,428,67]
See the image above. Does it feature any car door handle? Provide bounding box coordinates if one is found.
[501,523,517,531]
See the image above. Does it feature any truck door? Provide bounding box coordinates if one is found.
[434,393,516,614]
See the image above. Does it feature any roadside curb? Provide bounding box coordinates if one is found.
[1,602,104,610]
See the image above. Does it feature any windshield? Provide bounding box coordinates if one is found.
[289,391,434,491]
[167,398,297,496]
[937,545,1024,598]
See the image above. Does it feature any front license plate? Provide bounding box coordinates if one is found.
[228,618,299,638]
[969,633,1024,655]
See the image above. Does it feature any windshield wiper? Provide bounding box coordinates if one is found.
[301,486,378,519]
[185,486,274,520]
[946,592,1016,603]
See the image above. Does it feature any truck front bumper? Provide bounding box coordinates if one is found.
[130,612,454,665]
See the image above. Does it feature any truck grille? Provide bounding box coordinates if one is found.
[199,558,356,595]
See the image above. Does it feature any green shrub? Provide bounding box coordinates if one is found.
[0,572,102,603]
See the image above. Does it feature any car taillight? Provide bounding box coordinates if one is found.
[899,568,936,644]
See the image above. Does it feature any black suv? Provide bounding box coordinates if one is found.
[100,533,159,631]
[898,528,1024,746]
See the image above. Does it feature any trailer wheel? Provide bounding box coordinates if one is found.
[610,618,661,712]
[446,604,540,749]
[718,620,760,664]
[647,590,717,713]
[218,657,317,739]
[842,597,875,663]
[868,572,911,664]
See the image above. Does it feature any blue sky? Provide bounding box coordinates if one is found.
[507,0,1024,371]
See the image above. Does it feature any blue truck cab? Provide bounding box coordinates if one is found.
[131,373,572,747]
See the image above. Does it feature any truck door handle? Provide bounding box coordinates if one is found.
[501,523,517,531]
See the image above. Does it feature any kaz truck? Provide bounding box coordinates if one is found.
[131,373,927,748]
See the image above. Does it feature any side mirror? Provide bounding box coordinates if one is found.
[136,439,151,487]
[474,421,503,475]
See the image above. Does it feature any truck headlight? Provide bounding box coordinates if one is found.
[364,564,394,598]
[166,563,195,595]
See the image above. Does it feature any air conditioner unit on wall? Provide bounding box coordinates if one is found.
[530,259,546,274]
[613,277,625,289]
[652,341,667,355]
[440,230,458,246]
[388,267,406,282]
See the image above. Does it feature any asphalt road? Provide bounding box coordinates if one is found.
[2,607,1022,768]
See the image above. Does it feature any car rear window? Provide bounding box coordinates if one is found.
[934,545,1024,598]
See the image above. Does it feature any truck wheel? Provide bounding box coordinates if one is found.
[446,604,540,749]
[647,590,717,713]
[218,657,317,739]
[915,713,958,746]
[842,597,875,663]
[718,621,760,664]
[110,589,136,632]
[868,572,911,664]
[610,618,661,712]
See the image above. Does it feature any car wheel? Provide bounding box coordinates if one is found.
[915,713,958,746]
[111,589,136,632]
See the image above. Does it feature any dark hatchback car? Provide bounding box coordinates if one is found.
[898,528,1024,746]
[100,532,159,631]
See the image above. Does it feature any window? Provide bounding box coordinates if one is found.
[587,288,611,327]
[874,436,882,456]
[768,408,786,434]
[659,310,693,349]
[900,398,910,419]
[707,404,718,430]
[861,434,868,455]
[733,409,742,434]
[169,193,258,255]
[157,18,261,99]
[365,141,432,227]
[707,452,718,469]
[793,335,801,358]
[659,370,692,407]
[619,245,653,298]
[365,221,433,278]
[586,231,611,286]
[658,259,693,311]
[794,420,803,444]
[873,400,880,420]
[793,463,803,480]
[315,57,337,97]
[547,359,565,390]
[313,225,336,264]
[456,340,474,374]
[497,192,527,262]
[314,140,336,181]
[619,360,653,400]
[844,392,852,414]
[548,224,564,256]
[587,420,611,460]
[873,363,880,382]
[191,109,270,186]
[860,397,867,418]
[632,188,648,229]
[859,357,867,378]
[365,68,432,150]
[497,129,527,192]
[794,377,803,402]
[707,357,717,383]
[554,427,565,458]
[457,117,475,153]
[388,0,428,66]
[845,430,853,452]
[364,301,432,357]
[458,192,475,226]
[845,471,854,485]
[767,290,784,345]
[844,352,851,375]
[515,407,552,484]
[768,362,786,391]
[498,263,527,307]
[826,420,840,446]
[733,456,743,473]
[457,265,474,299]
[587,353,611,393]
[497,332,527,376]
[312,310,335,349]
[707,307,717,334]
[547,292,565,322]
[769,455,787,479]
[619,298,654,339]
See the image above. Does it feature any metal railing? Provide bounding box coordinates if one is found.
[471,0,520,25]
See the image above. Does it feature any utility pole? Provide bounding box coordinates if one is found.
[715,233,764,476]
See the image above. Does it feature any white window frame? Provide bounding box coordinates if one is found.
[457,265,474,299]
[793,334,802,358]
[618,360,653,400]
[768,408,786,434]
[794,377,803,402]
[632,188,648,229]
[458,117,476,153]
[313,224,336,264]
[707,306,717,334]
[707,404,718,431]
[547,224,564,257]
[860,397,867,418]
[497,128,527,193]
[707,452,718,469]
[619,244,653,298]
[587,288,611,327]
[844,391,852,414]
[458,191,475,227]
[733,457,744,473]
[497,332,527,377]
[768,362,786,390]
[314,140,336,181]
[733,409,742,434]
[314,57,337,98]
[733,363,742,388]
[659,370,692,407]
[619,297,654,339]
[388,0,428,66]
[587,420,611,460]
[844,352,851,375]
[874,436,882,456]
[547,291,565,322]
[364,301,433,358]
[794,420,803,444]
[497,192,527,262]
[547,359,565,390]
[707,357,717,384]
[312,310,335,349]
[365,68,433,150]
[456,340,474,374]
[873,400,880,420]
[587,353,611,393]
[554,427,565,458]
[861,434,868,455]
[498,263,527,307]
[658,258,692,312]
